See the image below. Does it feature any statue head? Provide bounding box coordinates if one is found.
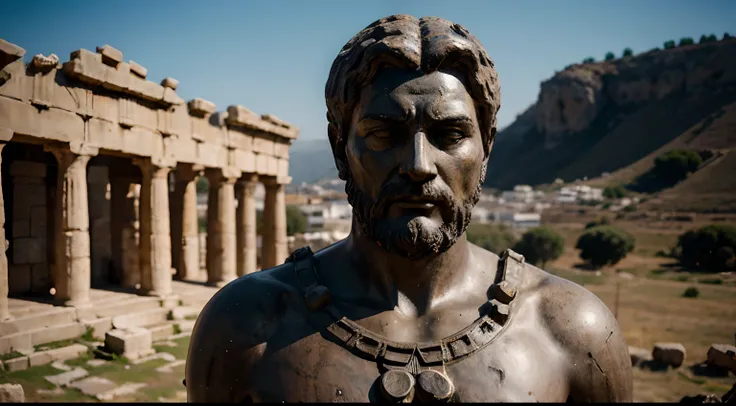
[325,14,501,259]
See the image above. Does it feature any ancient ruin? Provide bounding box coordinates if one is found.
[0,39,297,350]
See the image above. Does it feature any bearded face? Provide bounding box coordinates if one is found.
[339,68,490,259]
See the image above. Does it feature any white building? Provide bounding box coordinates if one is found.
[555,185,604,203]
[299,199,352,231]
[491,211,541,230]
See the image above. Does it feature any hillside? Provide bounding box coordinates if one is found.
[486,37,736,192]
[288,138,338,185]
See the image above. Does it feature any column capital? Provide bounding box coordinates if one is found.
[238,173,259,184]
[262,175,292,187]
[175,163,202,182]
[206,167,241,183]
[45,141,99,160]
[133,158,172,178]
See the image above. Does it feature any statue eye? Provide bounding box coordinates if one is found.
[367,129,392,139]
[443,129,466,143]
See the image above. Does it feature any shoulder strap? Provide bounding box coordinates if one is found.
[286,246,332,312]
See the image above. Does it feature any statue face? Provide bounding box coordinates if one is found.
[344,68,487,258]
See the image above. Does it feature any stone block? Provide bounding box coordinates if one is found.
[226,105,260,127]
[255,153,269,174]
[2,307,76,335]
[31,69,57,108]
[102,61,131,92]
[129,60,147,78]
[5,356,29,371]
[0,39,26,64]
[267,155,279,176]
[30,206,47,237]
[171,306,199,320]
[105,327,153,360]
[652,342,686,368]
[277,158,289,177]
[0,383,25,402]
[8,264,31,294]
[706,344,736,373]
[45,367,88,387]
[178,320,195,333]
[253,136,275,155]
[9,160,47,178]
[127,76,165,103]
[65,49,105,86]
[161,77,179,90]
[12,220,30,238]
[149,323,174,342]
[96,45,123,66]
[112,308,169,329]
[274,141,290,158]
[29,343,88,367]
[69,376,117,397]
[163,87,184,105]
[121,127,159,157]
[232,149,256,173]
[188,98,216,116]
[0,330,32,354]
[81,317,112,340]
[88,117,120,150]
[31,322,85,346]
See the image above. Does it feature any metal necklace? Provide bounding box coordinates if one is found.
[286,247,526,403]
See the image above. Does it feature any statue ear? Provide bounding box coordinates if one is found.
[328,122,349,180]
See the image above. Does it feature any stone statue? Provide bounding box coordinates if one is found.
[186,14,633,402]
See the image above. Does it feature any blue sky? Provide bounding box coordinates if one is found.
[2,0,734,144]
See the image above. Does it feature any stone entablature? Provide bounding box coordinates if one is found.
[0,40,297,176]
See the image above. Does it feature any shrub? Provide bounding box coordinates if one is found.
[575,226,635,269]
[582,57,595,64]
[512,227,564,268]
[652,149,702,185]
[604,52,615,61]
[622,48,633,57]
[677,224,736,272]
[196,177,209,194]
[603,184,627,199]
[663,40,676,49]
[699,34,717,44]
[678,37,695,46]
[286,205,307,236]
[724,32,732,40]
[585,216,611,230]
[467,223,518,255]
[682,287,699,298]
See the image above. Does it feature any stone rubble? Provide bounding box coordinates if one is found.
[652,342,687,368]
[44,367,89,387]
[0,383,25,402]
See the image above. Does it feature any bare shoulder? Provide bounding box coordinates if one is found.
[523,265,633,402]
[185,261,302,402]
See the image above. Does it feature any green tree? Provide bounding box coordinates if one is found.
[512,227,564,268]
[603,184,627,199]
[196,177,209,194]
[676,224,736,272]
[652,149,702,186]
[466,223,518,255]
[285,205,308,236]
[663,40,676,49]
[585,215,612,230]
[699,34,718,44]
[724,32,732,40]
[582,57,595,64]
[622,48,633,57]
[604,52,616,61]
[575,226,635,269]
[678,37,695,46]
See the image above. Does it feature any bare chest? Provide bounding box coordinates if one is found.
[244,322,570,402]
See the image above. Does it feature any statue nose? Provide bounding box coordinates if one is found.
[399,132,437,182]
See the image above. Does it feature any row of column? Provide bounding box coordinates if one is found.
[0,141,289,319]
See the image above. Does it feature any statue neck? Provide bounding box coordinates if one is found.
[345,217,473,316]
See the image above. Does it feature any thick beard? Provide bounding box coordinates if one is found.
[345,161,487,259]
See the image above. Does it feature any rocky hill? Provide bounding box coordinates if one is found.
[486,36,736,194]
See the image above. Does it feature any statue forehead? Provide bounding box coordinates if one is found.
[355,70,476,119]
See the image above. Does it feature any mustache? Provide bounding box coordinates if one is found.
[372,181,456,218]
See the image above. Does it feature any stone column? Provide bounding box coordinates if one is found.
[171,165,200,281]
[135,159,173,298]
[262,176,290,269]
[0,142,11,321]
[49,144,97,307]
[236,174,258,277]
[206,168,240,287]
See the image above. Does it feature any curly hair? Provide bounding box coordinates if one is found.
[325,14,501,178]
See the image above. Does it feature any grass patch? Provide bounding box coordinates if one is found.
[34,338,83,352]
[80,326,96,342]
[548,267,606,286]
[678,371,706,385]
[172,324,182,335]
[153,336,190,360]
[0,350,24,362]
[698,278,724,285]
[184,314,198,321]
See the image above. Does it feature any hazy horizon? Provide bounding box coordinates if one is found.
[3,0,734,144]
